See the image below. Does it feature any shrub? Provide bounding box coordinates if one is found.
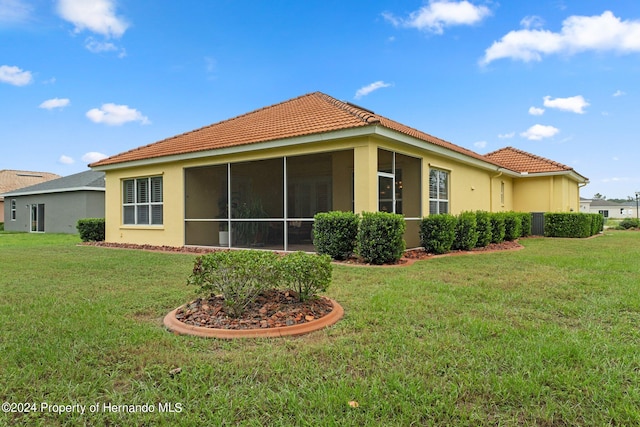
[187,250,280,317]
[77,218,105,242]
[591,213,605,235]
[279,251,332,302]
[0,222,4,231]
[420,214,456,254]
[618,218,640,230]
[518,212,532,237]
[357,212,406,265]
[490,213,506,243]
[453,211,478,251]
[544,213,592,238]
[313,211,360,260]
[475,211,492,247]
[503,212,522,241]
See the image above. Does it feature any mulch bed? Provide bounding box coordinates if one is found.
[83,240,523,329]
[175,289,334,330]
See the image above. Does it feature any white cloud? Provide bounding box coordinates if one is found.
[520,15,544,29]
[473,140,487,149]
[528,106,545,115]
[383,0,491,34]
[58,155,74,164]
[498,132,515,139]
[613,90,626,97]
[0,0,33,23]
[84,37,126,57]
[481,11,640,65]
[354,81,392,99]
[39,98,70,110]
[57,0,129,38]
[520,124,560,140]
[81,152,108,163]
[86,103,150,126]
[543,95,589,114]
[0,64,32,86]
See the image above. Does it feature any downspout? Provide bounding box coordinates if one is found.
[490,169,503,212]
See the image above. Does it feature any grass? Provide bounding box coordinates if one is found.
[1,231,640,425]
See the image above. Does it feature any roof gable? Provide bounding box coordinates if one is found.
[90,92,493,168]
[1,170,105,197]
[483,146,573,174]
[0,170,61,200]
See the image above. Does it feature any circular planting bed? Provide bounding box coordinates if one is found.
[164,289,344,339]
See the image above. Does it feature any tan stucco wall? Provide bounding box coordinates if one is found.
[104,163,185,247]
[512,175,580,212]
[101,133,582,248]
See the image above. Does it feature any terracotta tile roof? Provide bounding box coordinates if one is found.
[90,92,493,168]
[483,146,573,174]
[0,170,61,200]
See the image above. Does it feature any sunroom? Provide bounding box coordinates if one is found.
[183,147,423,251]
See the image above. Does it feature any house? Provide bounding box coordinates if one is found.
[90,92,589,250]
[581,198,638,220]
[0,170,60,223]
[2,170,105,233]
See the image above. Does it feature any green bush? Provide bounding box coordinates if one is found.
[0,222,4,231]
[357,212,406,265]
[518,212,532,237]
[591,213,605,235]
[453,211,478,251]
[503,212,522,241]
[544,213,593,238]
[313,211,360,260]
[187,250,280,317]
[618,218,640,230]
[475,211,492,248]
[420,214,456,254]
[76,218,105,242]
[490,213,506,243]
[279,251,332,302]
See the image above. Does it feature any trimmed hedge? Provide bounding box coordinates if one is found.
[489,213,506,244]
[475,211,493,248]
[357,212,406,265]
[313,211,360,260]
[518,212,532,237]
[77,218,105,242]
[503,212,522,241]
[453,211,478,251]
[420,214,457,254]
[544,212,602,238]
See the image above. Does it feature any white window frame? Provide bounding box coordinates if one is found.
[122,176,163,225]
[429,168,449,215]
[10,199,16,221]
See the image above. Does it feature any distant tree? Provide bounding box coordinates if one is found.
[593,193,605,200]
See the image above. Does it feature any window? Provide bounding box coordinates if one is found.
[10,199,16,221]
[123,176,163,225]
[429,169,449,214]
[500,182,505,205]
[598,210,609,218]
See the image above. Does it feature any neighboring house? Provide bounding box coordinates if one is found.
[2,170,105,234]
[0,170,60,223]
[581,198,638,219]
[90,92,589,250]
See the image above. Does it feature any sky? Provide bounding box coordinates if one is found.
[2,0,640,200]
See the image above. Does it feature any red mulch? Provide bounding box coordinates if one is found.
[175,289,334,330]
[83,240,523,329]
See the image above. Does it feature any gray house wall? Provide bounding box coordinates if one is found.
[4,191,104,234]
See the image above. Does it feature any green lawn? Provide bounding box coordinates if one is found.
[1,231,640,426]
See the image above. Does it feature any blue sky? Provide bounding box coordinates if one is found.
[2,0,640,199]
